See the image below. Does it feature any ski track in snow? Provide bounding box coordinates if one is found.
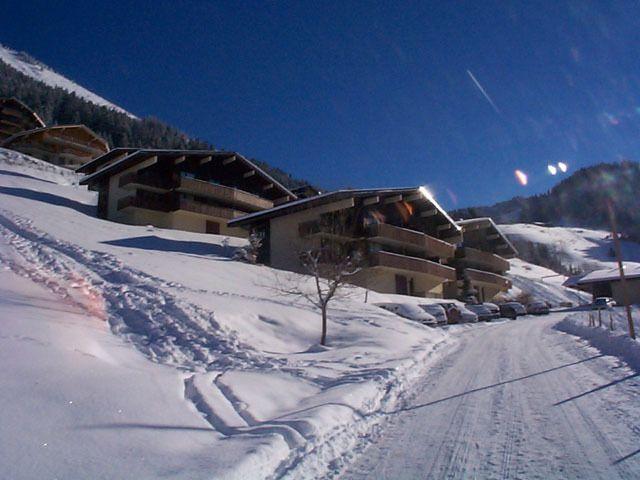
[0,208,276,371]
[339,315,640,479]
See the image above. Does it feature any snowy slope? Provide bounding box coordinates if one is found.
[500,223,640,274]
[0,148,455,479]
[0,44,135,118]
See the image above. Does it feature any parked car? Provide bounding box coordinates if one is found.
[484,302,501,316]
[438,302,479,324]
[465,303,499,321]
[375,303,438,326]
[592,297,616,310]
[418,304,448,325]
[499,302,527,319]
[526,301,550,315]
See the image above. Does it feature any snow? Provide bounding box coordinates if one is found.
[0,44,136,118]
[0,148,454,478]
[500,223,640,273]
[556,308,640,372]
[341,313,640,478]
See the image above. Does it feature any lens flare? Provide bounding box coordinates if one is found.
[547,164,558,175]
[557,161,568,173]
[514,169,528,186]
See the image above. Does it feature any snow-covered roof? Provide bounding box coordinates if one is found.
[576,264,640,284]
[228,187,462,236]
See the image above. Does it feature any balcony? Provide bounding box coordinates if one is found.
[177,177,273,212]
[457,247,510,273]
[117,194,174,212]
[364,223,455,259]
[368,251,457,281]
[176,198,244,220]
[465,268,511,290]
[118,172,173,193]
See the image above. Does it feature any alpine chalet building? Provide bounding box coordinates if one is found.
[228,187,462,297]
[79,149,296,237]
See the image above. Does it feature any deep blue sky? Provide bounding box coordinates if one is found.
[3,1,640,208]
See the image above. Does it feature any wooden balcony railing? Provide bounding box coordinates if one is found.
[177,177,273,212]
[176,198,244,220]
[458,247,510,273]
[118,172,173,192]
[369,251,457,281]
[365,223,455,259]
[465,268,511,290]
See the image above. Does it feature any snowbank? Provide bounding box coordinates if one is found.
[0,149,454,478]
[556,308,640,371]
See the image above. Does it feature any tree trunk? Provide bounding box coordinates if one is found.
[320,304,328,346]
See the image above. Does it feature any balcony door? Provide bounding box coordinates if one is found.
[395,274,408,295]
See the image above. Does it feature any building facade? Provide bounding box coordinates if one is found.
[3,125,109,169]
[228,187,463,297]
[79,149,296,237]
[571,266,640,305]
[445,218,517,301]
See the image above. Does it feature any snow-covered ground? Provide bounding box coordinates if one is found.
[340,313,640,478]
[557,307,640,372]
[0,149,454,478]
[0,44,136,118]
[500,223,640,274]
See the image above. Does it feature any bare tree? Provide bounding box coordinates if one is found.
[289,245,363,345]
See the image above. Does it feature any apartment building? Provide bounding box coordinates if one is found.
[446,217,517,301]
[228,187,462,297]
[79,149,296,237]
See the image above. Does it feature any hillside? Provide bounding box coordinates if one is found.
[453,161,640,242]
[0,44,308,190]
[0,148,460,479]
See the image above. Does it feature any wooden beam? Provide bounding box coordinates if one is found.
[436,224,452,231]
[173,155,186,165]
[383,194,403,204]
[243,170,256,178]
[222,155,236,165]
[363,196,380,206]
[487,233,500,240]
[420,208,438,217]
[199,156,212,165]
[274,195,291,205]
[404,193,422,202]
[262,183,274,191]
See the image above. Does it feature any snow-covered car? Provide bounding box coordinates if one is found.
[375,303,438,326]
[499,302,527,319]
[592,297,616,310]
[465,303,499,321]
[418,304,448,325]
[439,302,479,324]
[526,301,550,315]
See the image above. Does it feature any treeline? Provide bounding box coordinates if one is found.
[0,60,308,189]
[453,161,640,242]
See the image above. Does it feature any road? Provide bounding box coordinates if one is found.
[341,313,640,479]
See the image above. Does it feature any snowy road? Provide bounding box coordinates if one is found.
[342,314,640,479]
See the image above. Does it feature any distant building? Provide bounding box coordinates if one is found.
[79,149,296,237]
[228,187,462,297]
[447,218,517,301]
[0,98,45,141]
[568,265,640,305]
[3,125,109,169]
